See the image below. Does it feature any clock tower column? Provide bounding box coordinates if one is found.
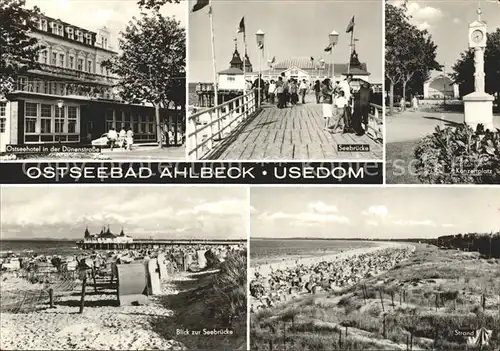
[463,6,495,131]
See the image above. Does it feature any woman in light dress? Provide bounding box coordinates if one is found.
[126,127,134,151]
[321,78,334,130]
[411,95,419,112]
[118,127,126,149]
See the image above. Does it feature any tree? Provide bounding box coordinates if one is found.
[104,13,185,148]
[0,0,41,94]
[137,0,180,11]
[385,3,440,114]
[451,28,500,102]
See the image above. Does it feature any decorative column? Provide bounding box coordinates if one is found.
[463,6,494,131]
[423,82,430,99]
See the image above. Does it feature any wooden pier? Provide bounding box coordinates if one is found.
[187,90,383,160]
[76,239,247,250]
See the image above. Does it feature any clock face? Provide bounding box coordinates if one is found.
[471,30,484,43]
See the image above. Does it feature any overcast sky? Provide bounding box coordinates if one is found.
[251,187,500,239]
[26,0,186,51]
[1,186,247,240]
[189,0,383,83]
[390,0,500,73]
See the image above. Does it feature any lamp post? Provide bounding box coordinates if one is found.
[329,30,339,80]
[57,99,64,143]
[256,29,265,107]
[319,59,325,78]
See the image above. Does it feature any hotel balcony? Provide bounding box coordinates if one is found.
[11,81,122,101]
[30,63,117,86]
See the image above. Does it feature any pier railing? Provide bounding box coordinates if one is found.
[368,103,383,142]
[187,89,257,160]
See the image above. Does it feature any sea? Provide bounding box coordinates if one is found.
[0,240,81,258]
[250,239,378,265]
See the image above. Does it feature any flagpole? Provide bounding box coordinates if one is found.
[257,48,264,107]
[330,50,333,80]
[209,3,218,107]
[243,31,247,96]
[347,28,353,75]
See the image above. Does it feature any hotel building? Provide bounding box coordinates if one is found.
[0,13,183,152]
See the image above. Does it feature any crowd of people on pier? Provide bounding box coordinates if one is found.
[249,246,415,311]
[250,72,374,136]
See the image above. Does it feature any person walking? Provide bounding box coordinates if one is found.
[268,80,277,104]
[314,80,321,104]
[299,79,308,104]
[107,127,118,151]
[264,81,270,102]
[331,90,348,133]
[281,73,289,107]
[252,75,265,107]
[118,126,126,149]
[358,80,372,134]
[339,75,353,132]
[321,78,334,130]
[399,96,406,112]
[289,79,299,107]
[411,95,419,112]
[126,127,134,151]
[276,76,285,109]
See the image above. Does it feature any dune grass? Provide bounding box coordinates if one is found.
[250,244,500,350]
[152,250,247,350]
[386,140,422,184]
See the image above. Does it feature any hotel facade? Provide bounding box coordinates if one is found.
[0,13,183,152]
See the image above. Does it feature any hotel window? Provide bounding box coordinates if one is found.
[148,115,154,133]
[34,80,41,93]
[69,56,74,69]
[17,76,27,91]
[100,65,104,75]
[68,106,78,133]
[59,53,65,67]
[40,104,52,133]
[51,52,57,65]
[77,31,83,42]
[68,28,74,40]
[25,102,37,134]
[55,104,65,134]
[40,50,48,64]
[227,77,235,82]
[0,103,6,133]
[85,34,92,45]
[87,60,93,73]
[105,110,114,132]
[78,58,83,71]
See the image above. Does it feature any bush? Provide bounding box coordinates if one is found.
[415,123,500,184]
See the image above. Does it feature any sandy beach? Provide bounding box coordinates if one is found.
[0,272,196,350]
[251,241,411,278]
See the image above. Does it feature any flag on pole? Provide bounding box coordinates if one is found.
[258,42,264,50]
[310,56,314,61]
[271,56,275,63]
[192,0,209,12]
[346,16,355,33]
[237,17,245,33]
[324,43,332,52]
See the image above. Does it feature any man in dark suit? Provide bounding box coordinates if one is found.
[252,75,265,107]
[358,80,372,134]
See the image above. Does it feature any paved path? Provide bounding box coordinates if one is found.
[387,110,500,143]
[101,146,185,160]
[205,103,382,160]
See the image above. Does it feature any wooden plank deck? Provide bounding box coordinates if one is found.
[204,103,383,160]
